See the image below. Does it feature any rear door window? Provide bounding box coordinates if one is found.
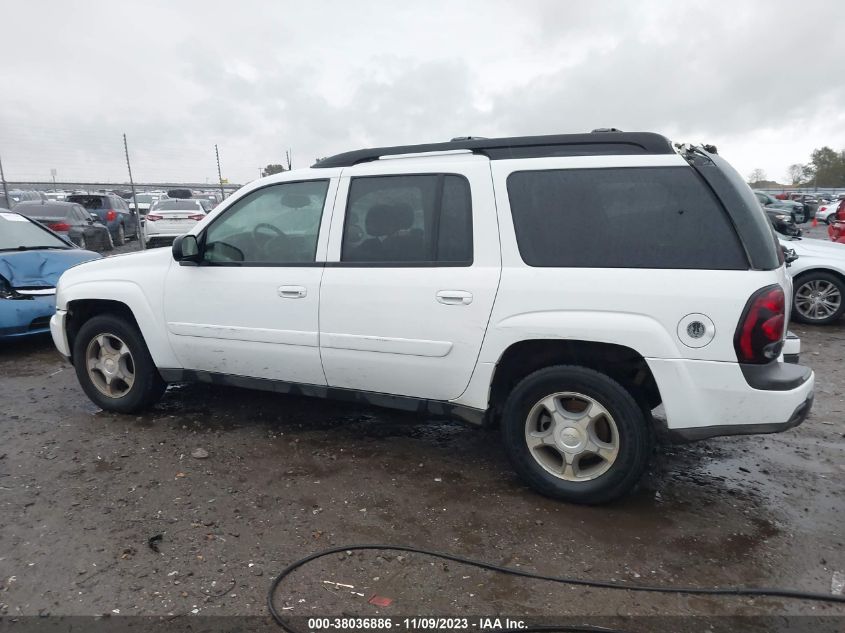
[341,174,472,264]
[506,167,747,269]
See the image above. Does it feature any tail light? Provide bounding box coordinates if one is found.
[105,209,117,221]
[188,214,205,221]
[49,222,70,232]
[145,214,163,221]
[734,285,786,364]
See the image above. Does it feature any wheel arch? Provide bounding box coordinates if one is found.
[793,266,845,286]
[486,339,662,427]
[63,283,177,368]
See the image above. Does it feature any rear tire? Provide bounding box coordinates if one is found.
[114,224,125,246]
[72,314,166,413]
[500,365,652,504]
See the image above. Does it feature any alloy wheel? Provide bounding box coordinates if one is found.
[794,279,842,321]
[524,392,619,482]
[85,333,135,398]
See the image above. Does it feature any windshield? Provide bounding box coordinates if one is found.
[154,200,202,211]
[0,212,70,250]
[134,195,155,203]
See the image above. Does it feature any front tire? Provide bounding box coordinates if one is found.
[792,272,845,325]
[72,314,166,413]
[501,365,652,504]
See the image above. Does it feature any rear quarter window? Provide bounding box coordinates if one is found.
[506,166,747,269]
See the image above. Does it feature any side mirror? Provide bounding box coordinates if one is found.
[90,213,100,223]
[172,234,201,265]
[782,247,798,266]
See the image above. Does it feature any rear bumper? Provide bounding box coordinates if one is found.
[145,225,193,241]
[647,357,814,442]
[668,393,813,442]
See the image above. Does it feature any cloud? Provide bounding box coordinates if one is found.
[0,0,843,184]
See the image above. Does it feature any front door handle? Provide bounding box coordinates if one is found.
[436,290,473,305]
[278,285,307,299]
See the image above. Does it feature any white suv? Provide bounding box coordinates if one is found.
[50,132,814,504]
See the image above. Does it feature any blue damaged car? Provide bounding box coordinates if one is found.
[0,210,101,339]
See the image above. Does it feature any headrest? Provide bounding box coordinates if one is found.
[365,203,414,237]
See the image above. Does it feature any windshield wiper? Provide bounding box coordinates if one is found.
[0,245,69,252]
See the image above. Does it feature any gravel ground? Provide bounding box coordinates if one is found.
[0,225,843,631]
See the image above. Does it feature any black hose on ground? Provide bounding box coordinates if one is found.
[267,544,845,633]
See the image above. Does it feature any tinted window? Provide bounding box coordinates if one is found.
[67,195,105,210]
[507,167,747,269]
[341,174,472,264]
[203,180,329,264]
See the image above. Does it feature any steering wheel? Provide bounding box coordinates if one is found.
[253,223,284,241]
[252,223,292,259]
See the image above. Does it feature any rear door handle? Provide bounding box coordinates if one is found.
[278,285,307,299]
[436,290,473,305]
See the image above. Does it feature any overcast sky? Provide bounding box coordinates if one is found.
[1,0,843,186]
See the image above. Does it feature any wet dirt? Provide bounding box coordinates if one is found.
[0,291,843,626]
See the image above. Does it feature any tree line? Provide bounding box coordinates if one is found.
[260,149,293,178]
[748,146,845,188]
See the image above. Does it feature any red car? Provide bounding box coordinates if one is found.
[827,201,845,243]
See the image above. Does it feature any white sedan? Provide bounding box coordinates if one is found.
[144,199,208,247]
[816,199,843,224]
[780,235,845,324]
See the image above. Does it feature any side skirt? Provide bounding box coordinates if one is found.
[157,368,486,426]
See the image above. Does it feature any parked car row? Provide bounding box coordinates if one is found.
[754,191,807,223]
[771,192,819,221]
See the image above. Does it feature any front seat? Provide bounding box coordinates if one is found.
[349,203,420,261]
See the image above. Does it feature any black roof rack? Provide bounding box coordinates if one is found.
[312,132,674,168]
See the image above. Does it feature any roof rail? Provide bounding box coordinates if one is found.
[312,132,674,168]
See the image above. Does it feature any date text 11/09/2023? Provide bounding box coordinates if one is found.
[306,617,527,631]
